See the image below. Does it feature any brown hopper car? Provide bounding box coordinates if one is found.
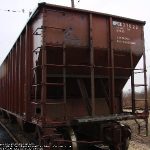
[0,3,148,150]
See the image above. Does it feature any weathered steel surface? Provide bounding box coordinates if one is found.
[71,114,135,125]
[0,3,147,127]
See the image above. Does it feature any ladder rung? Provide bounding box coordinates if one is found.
[32,83,64,86]
[32,64,64,70]
[32,84,41,87]
[45,43,64,48]
[135,99,145,101]
[46,83,64,86]
[134,84,147,87]
[32,27,43,35]
[46,102,65,105]
[43,25,65,31]
[32,65,41,70]
[32,46,42,52]
[134,71,144,74]
[46,64,65,67]
[31,101,65,105]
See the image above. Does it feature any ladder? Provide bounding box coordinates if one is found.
[130,48,149,136]
[31,26,67,124]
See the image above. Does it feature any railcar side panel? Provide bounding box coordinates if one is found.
[0,3,146,122]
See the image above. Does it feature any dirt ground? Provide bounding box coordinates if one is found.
[124,117,150,150]
[129,137,150,150]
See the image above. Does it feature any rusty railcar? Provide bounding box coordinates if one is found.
[0,3,148,149]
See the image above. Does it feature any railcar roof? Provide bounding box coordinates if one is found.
[35,2,145,24]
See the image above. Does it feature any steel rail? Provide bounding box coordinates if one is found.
[0,120,20,143]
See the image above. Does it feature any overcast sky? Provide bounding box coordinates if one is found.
[0,0,150,90]
[1,0,150,62]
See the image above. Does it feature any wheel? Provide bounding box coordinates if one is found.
[122,137,130,150]
[109,137,130,150]
[68,127,78,150]
[34,126,42,145]
[46,127,78,150]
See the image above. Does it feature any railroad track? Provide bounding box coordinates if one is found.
[0,120,40,149]
[0,120,20,143]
